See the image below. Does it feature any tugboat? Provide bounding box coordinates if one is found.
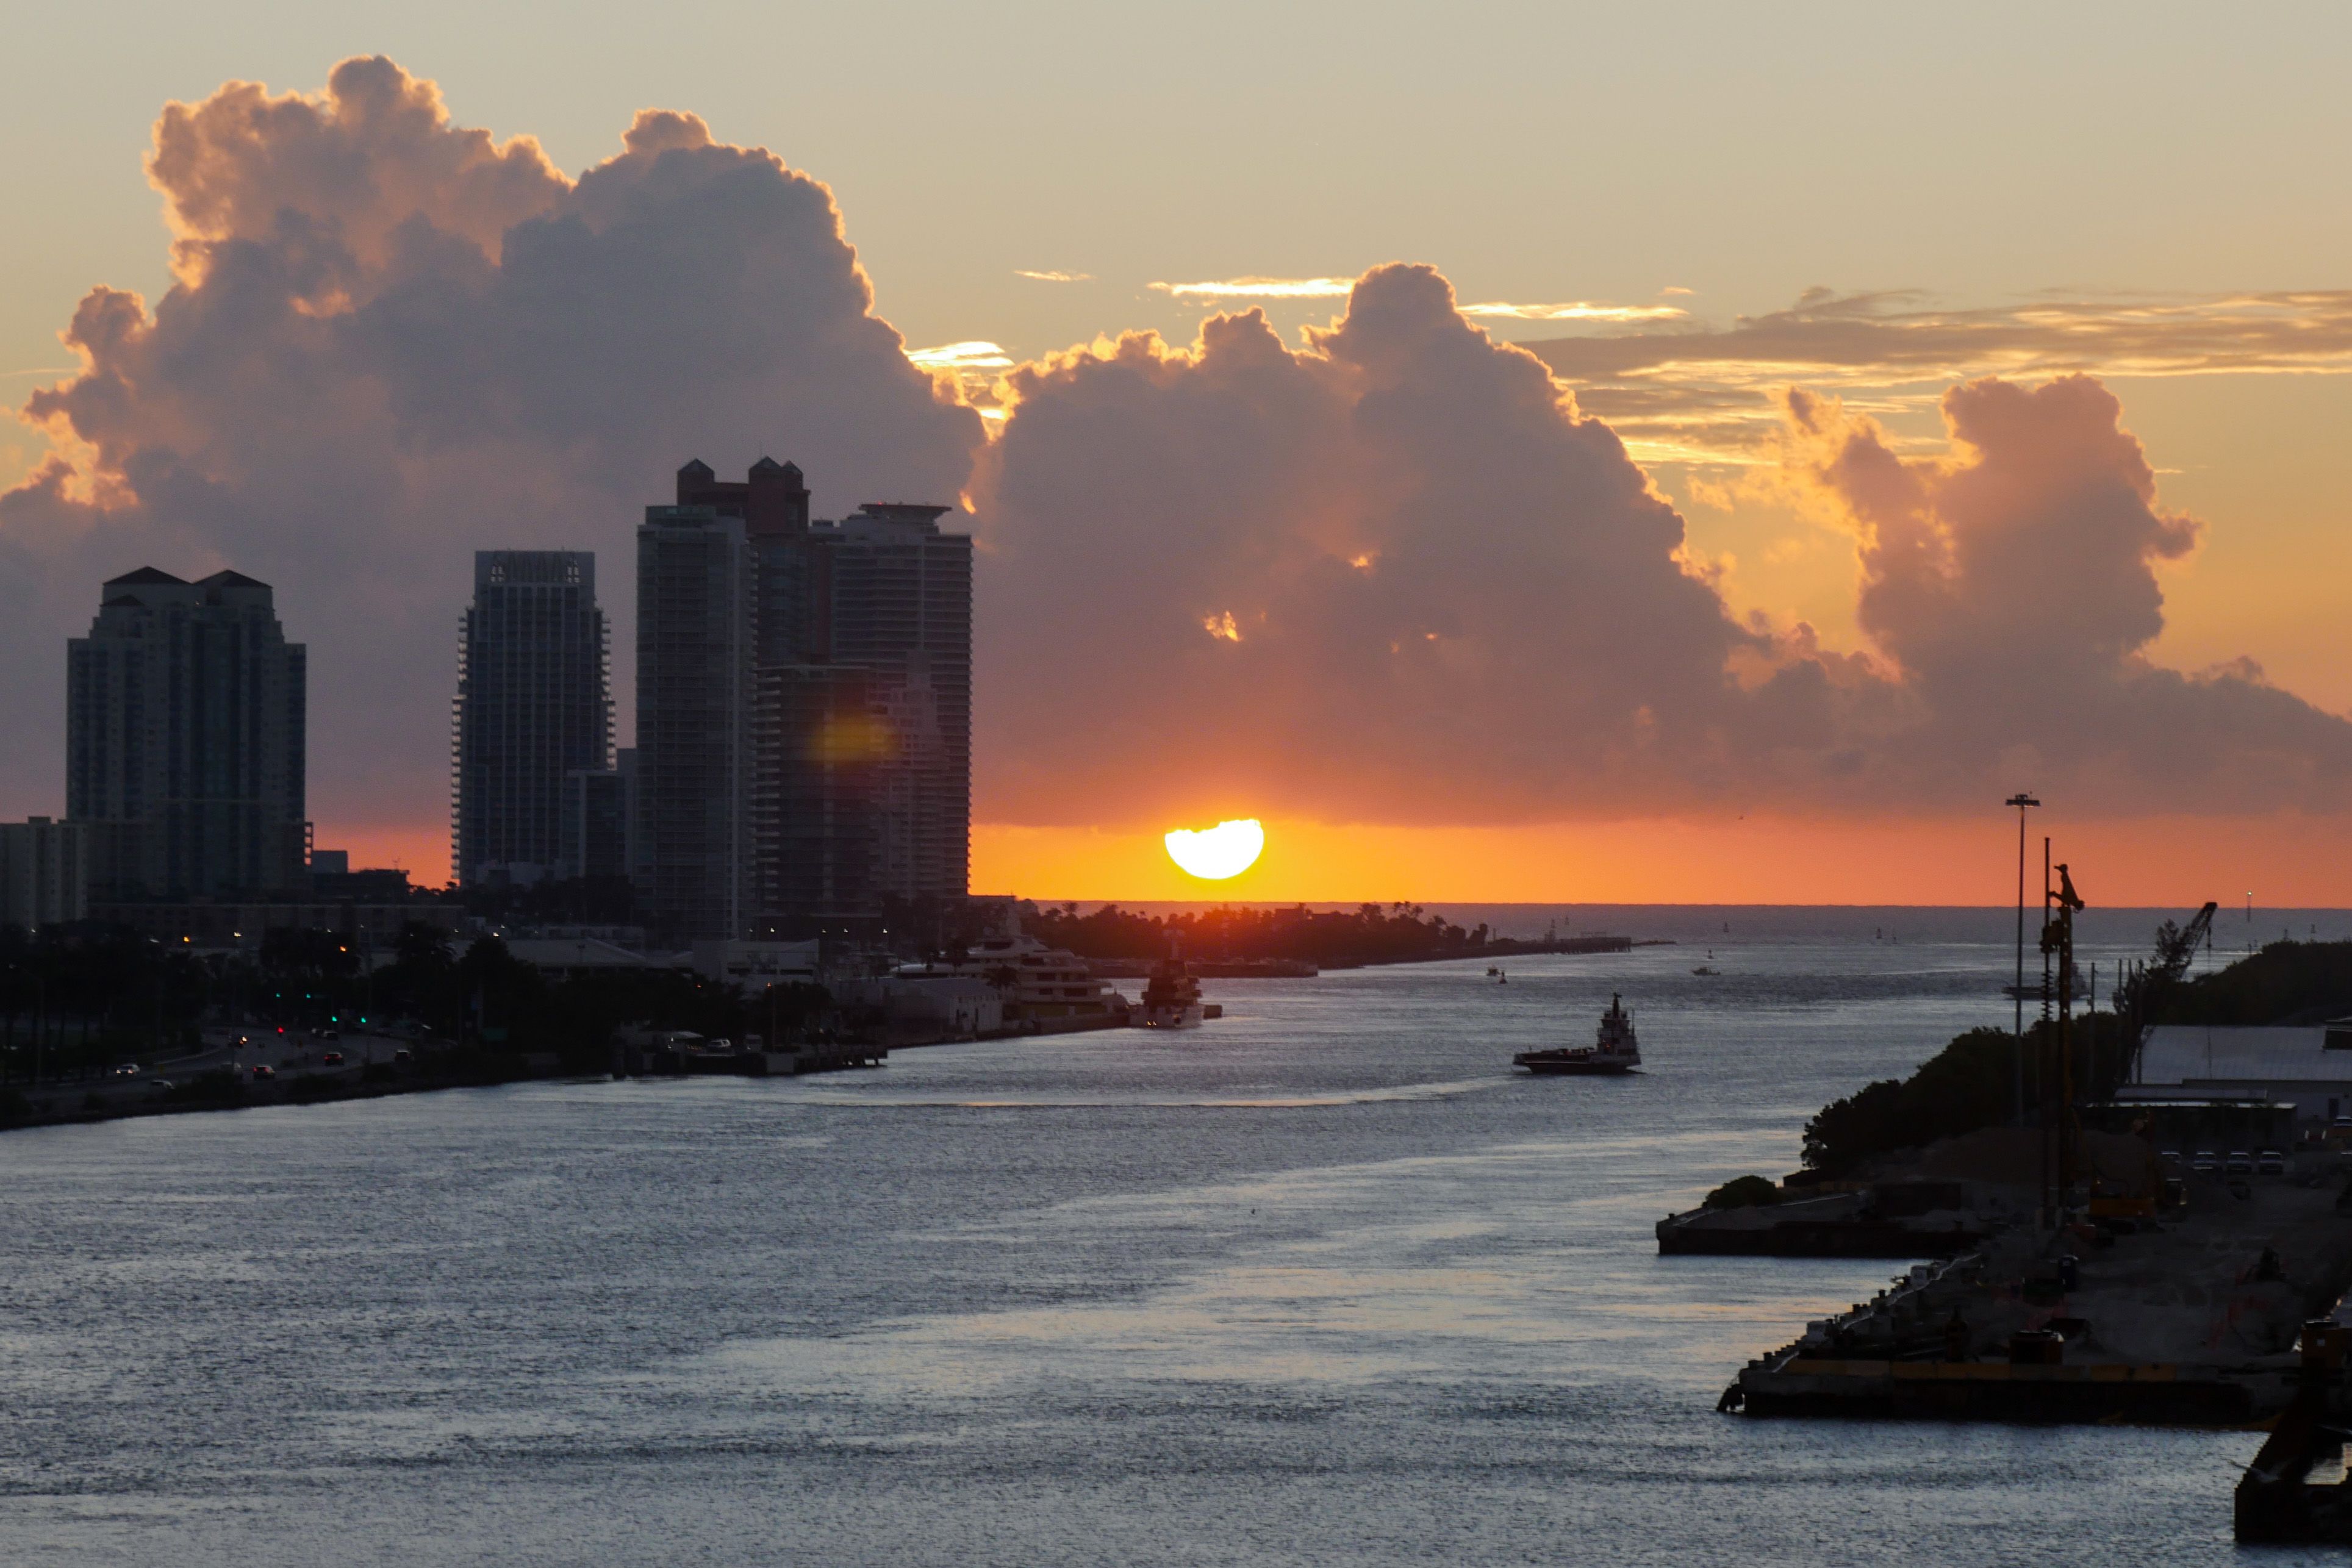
[1138,954,1206,1029]
[1514,993,1642,1075]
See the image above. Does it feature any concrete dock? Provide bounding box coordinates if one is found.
[1724,1158,2352,1427]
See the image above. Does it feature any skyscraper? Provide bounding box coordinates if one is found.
[823,504,972,903]
[67,567,307,898]
[645,460,972,939]
[634,505,753,942]
[451,550,612,887]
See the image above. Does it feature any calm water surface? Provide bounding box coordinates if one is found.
[1,924,2336,1564]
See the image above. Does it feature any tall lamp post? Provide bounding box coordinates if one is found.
[2006,793,2040,1125]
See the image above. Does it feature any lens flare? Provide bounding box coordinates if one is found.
[1164,819,1266,880]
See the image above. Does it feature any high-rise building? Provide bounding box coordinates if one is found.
[67,567,307,898]
[451,550,612,887]
[634,507,753,942]
[559,759,632,882]
[0,817,89,928]
[637,461,972,940]
[824,504,972,903]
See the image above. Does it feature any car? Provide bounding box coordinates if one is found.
[318,1029,339,1042]
[321,1051,345,1067]
[2336,1117,2352,1132]
[2257,1149,2287,1175]
[2159,1150,2184,1170]
[392,1049,412,1063]
[251,1064,276,1080]
[2226,1151,2255,1175]
[112,1062,140,1078]
[146,1078,175,1092]
[2192,1150,2220,1173]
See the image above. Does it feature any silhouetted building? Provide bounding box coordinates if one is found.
[452,550,611,887]
[826,504,972,902]
[559,761,631,881]
[0,817,89,928]
[635,507,752,942]
[638,460,972,939]
[67,567,306,898]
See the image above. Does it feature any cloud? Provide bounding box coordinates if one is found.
[972,276,2352,826]
[1527,287,2352,465]
[2,56,981,832]
[906,341,1015,369]
[973,264,1796,825]
[9,60,2347,848]
[1457,300,1688,323]
[1149,277,1356,299]
[1014,269,1091,284]
[1765,377,2352,809]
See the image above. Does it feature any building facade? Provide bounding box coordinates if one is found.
[634,507,753,942]
[67,567,306,898]
[636,460,972,941]
[0,817,89,928]
[451,550,612,887]
[825,504,972,903]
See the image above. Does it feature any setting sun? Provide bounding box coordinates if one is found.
[1163,818,1266,880]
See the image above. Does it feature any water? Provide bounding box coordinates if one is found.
[0,928,2339,1564]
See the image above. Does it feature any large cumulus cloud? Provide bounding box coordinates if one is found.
[972,284,2352,825]
[1768,376,2352,809]
[9,56,2347,850]
[2,57,980,834]
[972,265,1848,823]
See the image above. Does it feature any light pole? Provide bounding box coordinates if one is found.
[2006,793,2040,1125]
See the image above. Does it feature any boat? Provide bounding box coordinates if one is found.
[1691,965,1719,976]
[1137,956,1206,1029]
[1515,993,1642,1075]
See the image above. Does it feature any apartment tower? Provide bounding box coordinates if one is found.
[451,550,613,886]
[66,567,307,898]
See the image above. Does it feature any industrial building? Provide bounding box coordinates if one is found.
[2120,1022,2352,1122]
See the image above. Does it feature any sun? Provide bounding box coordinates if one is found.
[1164,818,1266,880]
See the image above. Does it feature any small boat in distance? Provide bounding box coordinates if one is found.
[1691,965,1719,976]
[1514,994,1642,1075]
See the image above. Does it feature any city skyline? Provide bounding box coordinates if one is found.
[4,40,2352,903]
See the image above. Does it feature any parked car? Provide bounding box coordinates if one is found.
[2192,1150,2220,1173]
[2226,1151,2255,1175]
[251,1064,276,1080]
[2257,1149,2286,1175]
[146,1078,175,1092]
[321,1051,345,1067]
[392,1049,412,1064]
[2159,1150,2184,1170]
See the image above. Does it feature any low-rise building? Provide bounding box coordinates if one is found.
[690,939,822,986]
[0,817,89,928]
[2121,1023,2352,1123]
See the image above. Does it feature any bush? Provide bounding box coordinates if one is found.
[0,1088,34,1124]
[1802,1026,2017,1176]
[1704,1175,1783,1210]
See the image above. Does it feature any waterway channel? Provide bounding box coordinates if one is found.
[2,910,2347,1564]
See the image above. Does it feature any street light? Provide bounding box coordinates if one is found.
[2006,793,2041,1126]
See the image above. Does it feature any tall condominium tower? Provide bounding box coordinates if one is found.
[635,505,753,942]
[825,504,972,903]
[648,460,972,936]
[67,567,307,898]
[451,550,612,887]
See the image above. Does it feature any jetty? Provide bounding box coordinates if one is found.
[1718,1155,2352,1427]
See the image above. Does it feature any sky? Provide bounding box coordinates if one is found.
[5,1,2351,905]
